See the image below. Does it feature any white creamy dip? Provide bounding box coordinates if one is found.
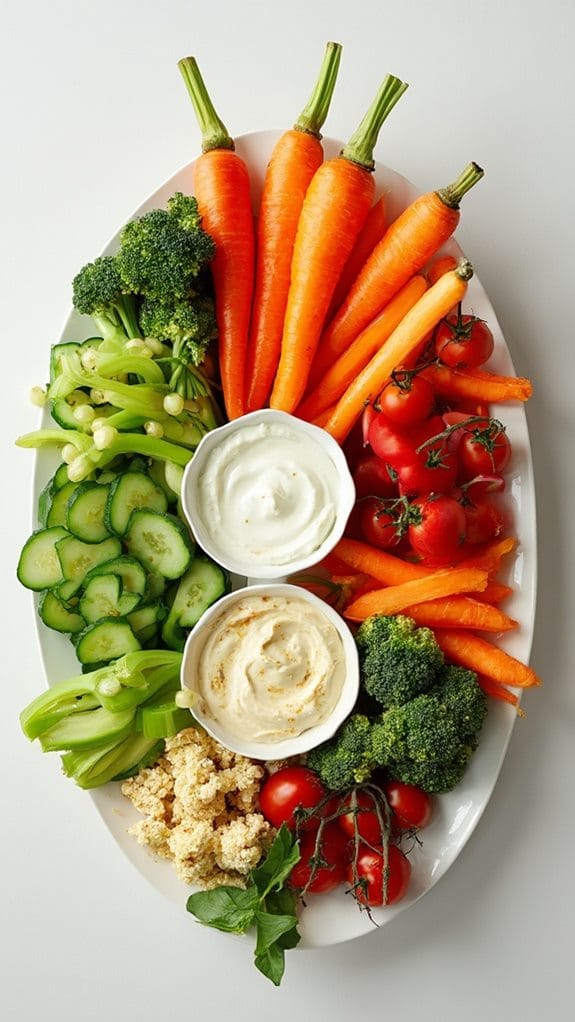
[194,420,340,569]
[190,593,346,743]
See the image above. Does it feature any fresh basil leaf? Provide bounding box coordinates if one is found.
[251,823,301,898]
[264,889,301,950]
[254,910,299,956]
[186,885,258,933]
[254,941,286,987]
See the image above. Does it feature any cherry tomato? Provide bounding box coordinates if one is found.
[384,781,433,830]
[347,844,411,907]
[259,767,327,831]
[398,415,459,497]
[338,790,386,845]
[434,307,494,369]
[462,497,505,545]
[377,372,435,428]
[368,413,419,470]
[459,419,512,477]
[352,455,397,499]
[360,497,405,550]
[408,494,467,565]
[290,822,350,894]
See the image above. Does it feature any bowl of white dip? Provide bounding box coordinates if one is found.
[180,409,356,580]
[179,582,360,760]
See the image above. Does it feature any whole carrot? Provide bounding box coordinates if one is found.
[327,193,388,319]
[179,56,255,420]
[312,162,484,382]
[245,42,342,412]
[324,261,474,444]
[269,73,409,413]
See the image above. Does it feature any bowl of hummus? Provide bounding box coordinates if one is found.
[179,582,360,761]
[179,408,356,580]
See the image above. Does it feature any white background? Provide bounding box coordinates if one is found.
[2,1,574,1018]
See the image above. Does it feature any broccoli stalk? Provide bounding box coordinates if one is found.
[72,256,141,349]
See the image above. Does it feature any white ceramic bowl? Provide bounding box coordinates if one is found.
[179,582,360,761]
[180,408,356,580]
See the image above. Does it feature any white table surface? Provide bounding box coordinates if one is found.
[2,1,574,1018]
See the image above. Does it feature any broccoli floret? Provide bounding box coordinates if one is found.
[355,614,444,708]
[139,295,217,366]
[72,255,140,344]
[116,195,215,302]
[432,665,487,746]
[307,714,376,790]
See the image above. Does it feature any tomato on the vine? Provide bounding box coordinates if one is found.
[259,766,327,831]
[384,781,433,830]
[352,454,397,499]
[434,305,494,369]
[459,419,512,477]
[290,822,350,894]
[347,844,411,907]
[338,790,386,845]
[461,496,505,545]
[377,371,435,428]
[408,493,467,565]
[360,497,406,550]
[368,413,419,470]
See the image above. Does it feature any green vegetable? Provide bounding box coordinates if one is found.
[355,613,444,707]
[139,296,217,374]
[72,255,140,347]
[186,824,301,987]
[306,714,379,791]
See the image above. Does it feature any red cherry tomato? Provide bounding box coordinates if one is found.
[459,419,512,477]
[368,413,418,470]
[462,497,505,545]
[360,497,405,550]
[377,372,435,428]
[338,790,386,845]
[259,767,327,831]
[434,308,495,369]
[408,494,467,565]
[290,823,350,894]
[347,844,411,907]
[352,455,398,499]
[384,781,433,830]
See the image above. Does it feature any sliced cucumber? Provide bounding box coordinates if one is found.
[37,478,55,527]
[84,555,146,596]
[17,526,69,591]
[53,462,73,490]
[162,557,227,651]
[145,572,167,600]
[104,471,168,537]
[148,459,178,504]
[127,601,166,640]
[75,618,141,666]
[56,578,83,603]
[56,535,122,586]
[39,590,86,634]
[164,461,184,500]
[50,341,80,383]
[66,482,111,543]
[79,574,123,624]
[50,397,91,433]
[124,510,194,580]
[46,482,77,528]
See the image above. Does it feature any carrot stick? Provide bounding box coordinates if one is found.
[458,536,517,574]
[324,262,473,443]
[310,404,337,427]
[474,581,513,604]
[421,363,533,403]
[343,566,488,621]
[404,596,517,632]
[427,253,458,284]
[475,673,525,715]
[245,43,342,412]
[311,162,484,380]
[179,57,255,420]
[296,275,427,421]
[434,629,541,688]
[334,537,429,584]
[328,195,388,318]
[269,73,408,413]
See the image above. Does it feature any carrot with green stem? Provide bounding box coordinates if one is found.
[245,42,343,412]
[179,56,255,420]
[311,162,484,385]
[269,73,409,413]
[324,260,474,444]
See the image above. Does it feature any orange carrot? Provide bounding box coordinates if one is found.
[343,566,488,621]
[324,262,473,443]
[458,536,517,574]
[434,629,541,688]
[179,57,255,420]
[476,673,525,715]
[404,596,517,632]
[269,74,408,413]
[311,162,484,380]
[245,43,342,412]
[427,253,458,284]
[474,581,513,604]
[328,195,388,318]
[334,537,429,584]
[310,404,337,428]
[421,363,533,404]
[296,275,427,421]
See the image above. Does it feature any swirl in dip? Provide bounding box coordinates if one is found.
[187,592,346,743]
[193,418,340,569]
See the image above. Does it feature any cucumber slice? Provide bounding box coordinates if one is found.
[39,590,86,634]
[66,482,111,543]
[124,510,194,580]
[75,618,141,666]
[148,459,178,504]
[79,574,123,624]
[164,461,184,499]
[46,482,77,528]
[104,472,168,537]
[56,535,122,586]
[50,341,80,383]
[53,462,73,490]
[84,555,146,596]
[145,572,167,600]
[37,478,55,527]
[17,526,69,591]
[56,579,83,603]
[127,601,166,640]
[118,591,142,615]
[161,557,227,651]
[50,397,91,433]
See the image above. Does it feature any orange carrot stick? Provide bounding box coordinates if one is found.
[324,262,473,443]
[328,195,388,318]
[179,57,255,420]
[434,629,541,688]
[404,596,517,632]
[245,43,342,412]
[421,363,533,404]
[474,581,513,604]
[334,537,429,584]
[427,253,458,284]
[343,566,488,621]
[297,275,427,421]
[269,74,408,412]
[476,673,525,715]
[458,536,517,574]
[310,404,338,427]
[311,162,484,380]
